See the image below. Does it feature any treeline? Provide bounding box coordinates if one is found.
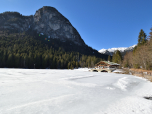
[0,31,104,69]
[0,49,101,69]
[122,29,152,70]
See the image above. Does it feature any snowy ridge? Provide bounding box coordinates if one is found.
[99,45,136,56]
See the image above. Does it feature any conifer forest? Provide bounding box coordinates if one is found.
[0,29,107,69]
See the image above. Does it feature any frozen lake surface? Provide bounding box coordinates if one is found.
[0,68,152,114]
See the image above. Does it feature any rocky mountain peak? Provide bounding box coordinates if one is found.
[0,6,85,46]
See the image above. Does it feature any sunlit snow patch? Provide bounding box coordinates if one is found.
[105,87,115,90]
[114,77,128,91]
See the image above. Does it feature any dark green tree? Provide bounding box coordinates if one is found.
[112,50,122,64]
[138,29,147,45]
[7,54,13,67]
[108,55,111,62]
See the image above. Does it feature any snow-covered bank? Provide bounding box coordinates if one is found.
[0,68,152,114]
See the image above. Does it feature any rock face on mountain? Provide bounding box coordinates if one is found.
[0,6,85,45]
[0,12,33,32]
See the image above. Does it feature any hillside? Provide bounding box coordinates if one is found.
[0,6,108,68]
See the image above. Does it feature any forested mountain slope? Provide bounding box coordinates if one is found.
[0,6,108,68]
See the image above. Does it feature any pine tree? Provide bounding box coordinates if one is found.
[112,50,122,64]
[24,54,28,68]
[138,29,147,45]
[76,61,79,68]
[7,54,13,67]
[108,55,111,62]
[68,62,71,69]
[14,53,20,68]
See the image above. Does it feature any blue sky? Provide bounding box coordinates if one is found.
[1,0,152,50]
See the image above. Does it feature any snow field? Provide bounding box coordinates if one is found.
[0,68,152,114]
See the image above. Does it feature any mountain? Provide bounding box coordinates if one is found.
[98,45,136,56]
[0,6,109,57]
[0,6,109,68]
[0,6,85,45]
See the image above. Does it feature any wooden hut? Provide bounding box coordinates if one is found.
[95,61,120,69]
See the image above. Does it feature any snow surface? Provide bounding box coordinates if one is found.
[0,68,152,114]
[113,69,125,73]
[99,45,137,54]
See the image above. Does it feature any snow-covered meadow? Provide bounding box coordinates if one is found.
[0,68,152,114]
